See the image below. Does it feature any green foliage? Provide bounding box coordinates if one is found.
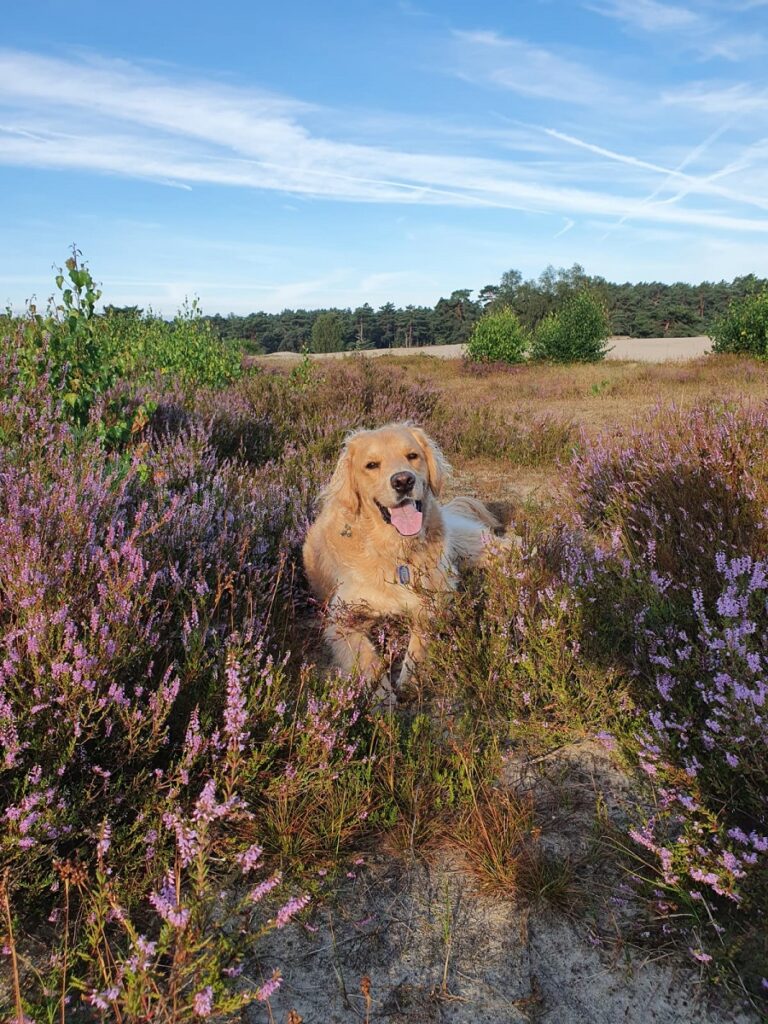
[711,288,768,356]
[206,269,768,354]
[13,248,115,428]
[311,311,345,352]
[421,551,631,750]
[104,298,241,390]
[532,289,610,363]
[2,251,241,445]
[466,306,529,364]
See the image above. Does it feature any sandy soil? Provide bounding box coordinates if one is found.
[253,336,712,366]
[247,743,757,1024]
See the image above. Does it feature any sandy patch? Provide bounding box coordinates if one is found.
[251,336,712,367]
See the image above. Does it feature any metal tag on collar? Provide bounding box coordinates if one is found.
[397,564,411,586]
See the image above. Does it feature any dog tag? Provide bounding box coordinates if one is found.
[397,565,411,585]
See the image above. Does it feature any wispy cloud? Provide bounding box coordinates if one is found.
[662,82,768,115]
[554,218,576,238]
[587,0,767,60]
[1,49,768,238]
[588,0,698,32]
[450,30,618,105]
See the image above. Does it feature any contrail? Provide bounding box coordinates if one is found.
[598,120,738,239]
[541,125,768,214]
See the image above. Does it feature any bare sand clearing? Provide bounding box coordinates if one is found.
[255,336,712,365]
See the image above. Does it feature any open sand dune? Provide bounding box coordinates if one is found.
[254,336,712,365]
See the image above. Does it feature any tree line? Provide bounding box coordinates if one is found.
[201,264,768,353]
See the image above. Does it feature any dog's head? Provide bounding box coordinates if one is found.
[322,423,450,537]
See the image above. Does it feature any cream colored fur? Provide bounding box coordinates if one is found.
[303,423,511,701]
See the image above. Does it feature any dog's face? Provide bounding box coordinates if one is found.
[324,424,449,537]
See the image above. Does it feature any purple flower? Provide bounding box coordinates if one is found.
[249,872,282,903]
[148,873,190,929]
[689,949,713,964]
[193,986,213,1018]
[223,656,248,750]
[255,972,282,1002]
[96,820,111,858]
[237,844,263,873]
[275,893,310,928]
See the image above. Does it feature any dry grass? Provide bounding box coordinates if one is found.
[380,352,768,432]
[375,353,768,504]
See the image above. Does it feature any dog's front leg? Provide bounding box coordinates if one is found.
[323,609,398,704]
[396,628,427,690]
[324,620,381,679]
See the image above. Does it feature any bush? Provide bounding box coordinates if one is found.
[532,290,610,363]
[421,548,631,747]
[4,251,241,444]
[466,306,528,364]
[712,289,768,357]
[560,402,768,984]
[104,299,242,392]
[0,347,482,1020]
[0,355,385,1018]
[569,403,768,594]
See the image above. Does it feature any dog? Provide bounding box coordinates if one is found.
[303,422,511,701]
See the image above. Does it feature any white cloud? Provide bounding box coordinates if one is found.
[1,49,768,239]
[451,30,617,105]
[662,82,768,115]
[587,0,767,60]
[587,0,699,32]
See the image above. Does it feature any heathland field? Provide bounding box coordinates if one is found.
[2,284,768,1022]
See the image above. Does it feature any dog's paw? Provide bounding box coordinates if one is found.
[483,530,523,556]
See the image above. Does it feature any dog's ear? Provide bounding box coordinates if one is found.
[410,427,451,498]
[321,441,361,516]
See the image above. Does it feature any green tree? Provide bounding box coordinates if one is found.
[466,306,529,364]
[478,284,500,308]
[712,289,768,356]
[532,289,610,363]
[311,311,345,352]
[377,302,397,348]
[432,289,479,344]
[352,303,378,349]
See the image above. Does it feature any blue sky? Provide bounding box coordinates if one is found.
[1,0,767,314]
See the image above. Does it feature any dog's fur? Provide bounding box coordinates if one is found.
[303,423,509,699]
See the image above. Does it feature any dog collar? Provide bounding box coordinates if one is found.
[397,565,411,585]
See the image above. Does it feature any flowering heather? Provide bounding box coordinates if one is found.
[562,401,768,988]
[631,553,768,903]
[569,402,768,592]
[0,351,399,1020]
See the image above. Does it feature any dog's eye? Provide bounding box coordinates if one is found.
[365,461,380,470]
[406,452,420,461]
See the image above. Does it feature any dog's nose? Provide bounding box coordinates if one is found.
[390,471,416,494]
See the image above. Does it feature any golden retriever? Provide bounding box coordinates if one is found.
[303,422,510,701]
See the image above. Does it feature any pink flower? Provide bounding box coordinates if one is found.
[249,872,282,903]
[193,986,213,1018]
[255,971,282,1002]
[689,949,713,964]
[275,894,310,928]
[148,873,190,929]
[237,844,263,873]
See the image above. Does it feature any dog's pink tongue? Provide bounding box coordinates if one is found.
[389,503,423,536]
